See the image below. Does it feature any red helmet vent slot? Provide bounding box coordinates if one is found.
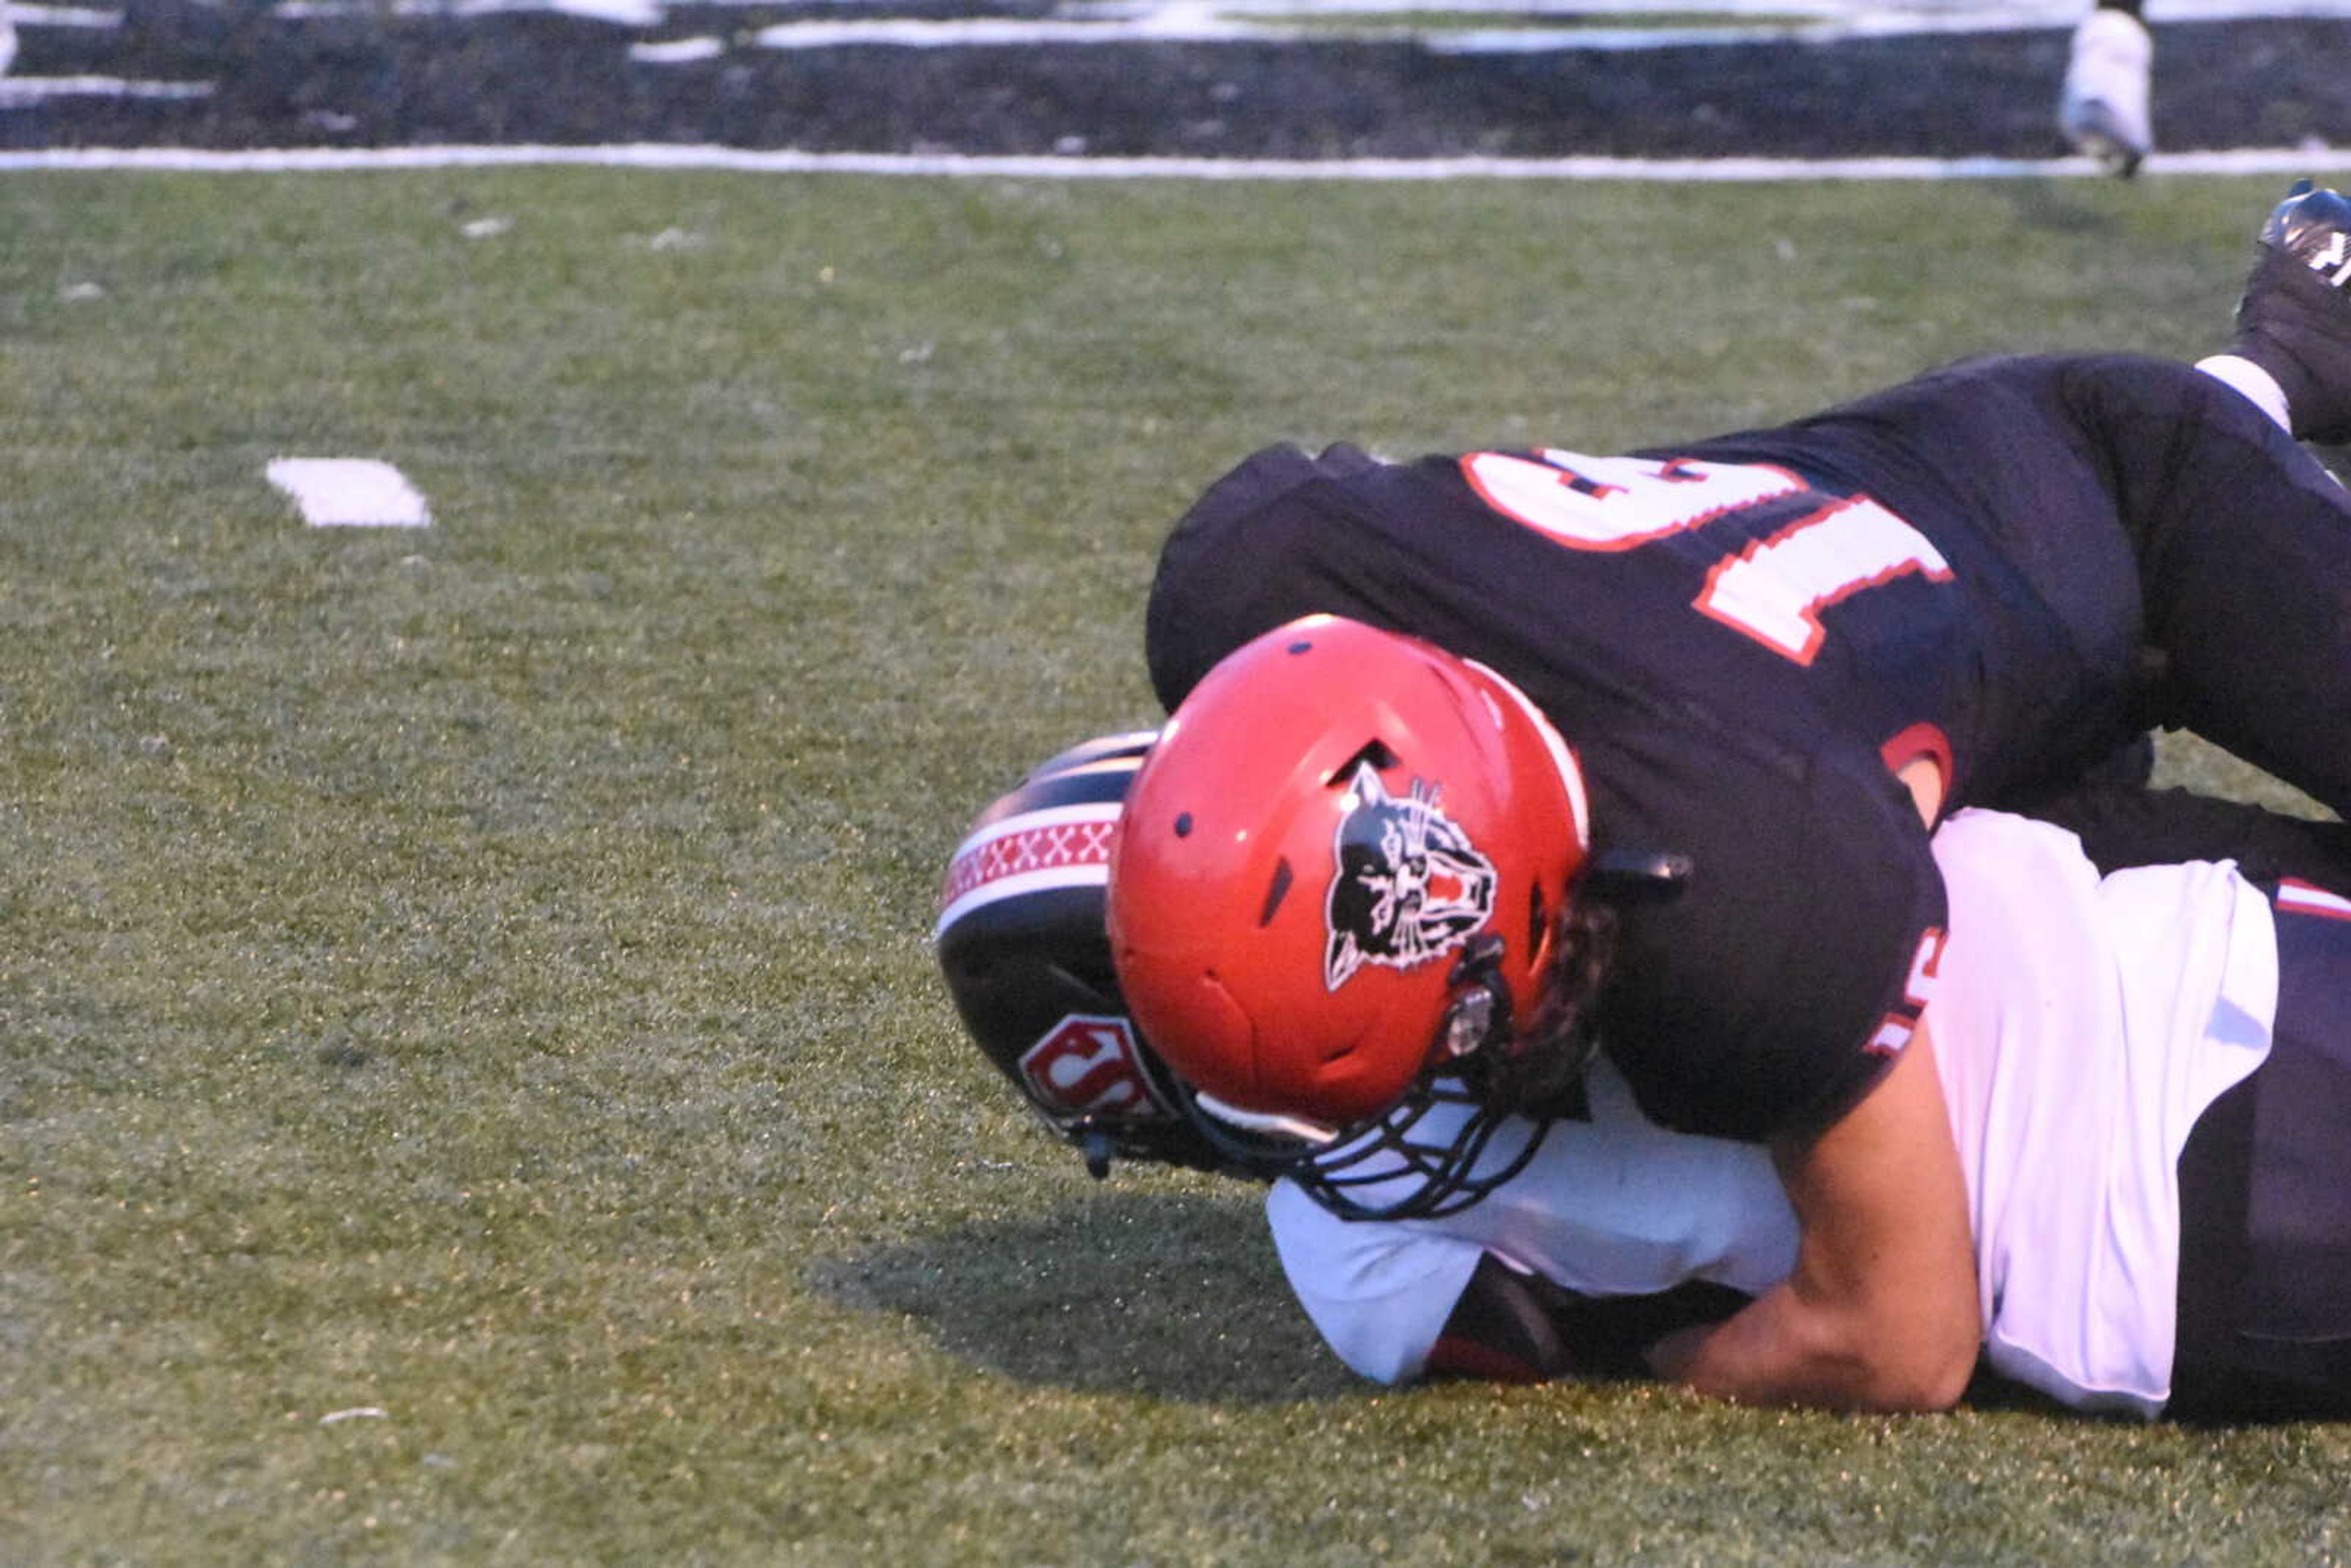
[1324,738,1398,787]
[1257,857,1295,928]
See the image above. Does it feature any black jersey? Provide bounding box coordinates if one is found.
[1145,353,2346,1141]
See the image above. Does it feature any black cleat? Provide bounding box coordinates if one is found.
[2261,181,2351,287]
[2232,182,2351,445]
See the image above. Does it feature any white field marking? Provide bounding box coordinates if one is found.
[0,0,2315,41]
[1073,0,2351,15]
[1188,0,2331,13]
[10,4,127,26]
[660,0,2351,12]
[317,1406,389,1424]
[9,143,2351,181]
[745,1,2351,51]
[629,34,726,62]
[738,0,2351,51]
[266,458,433,529]
[0,75,212,102]
[276,0,663,22]
[42,0,2325,48]
[2,0,2330,62]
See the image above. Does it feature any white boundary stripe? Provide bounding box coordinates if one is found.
[9,143,2351,180]
[740,6,2317,51]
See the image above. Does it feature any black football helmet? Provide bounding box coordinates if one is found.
[936,732,1300,1180]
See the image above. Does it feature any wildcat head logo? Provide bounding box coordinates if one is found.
[1324,763,1498,990]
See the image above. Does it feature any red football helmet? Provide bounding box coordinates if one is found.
[1108,615,1592,1214]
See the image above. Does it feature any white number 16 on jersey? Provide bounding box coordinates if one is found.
[1461,449,1955,666]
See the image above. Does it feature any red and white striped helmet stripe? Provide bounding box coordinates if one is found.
[935,748,1150,938]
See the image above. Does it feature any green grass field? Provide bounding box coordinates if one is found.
[3,167,2346,1565]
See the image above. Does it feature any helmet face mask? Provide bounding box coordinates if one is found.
[1108,615,1595,1206]
[1204,1074,1553,1223]
[1176,1061,1560,1223]
[1171,926,1598,1222]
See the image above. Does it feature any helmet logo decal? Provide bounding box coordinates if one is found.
[1324,764,1498,990]
[1019,1014,1174,1122]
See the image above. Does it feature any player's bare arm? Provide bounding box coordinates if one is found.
[1646,1027,1979,1412]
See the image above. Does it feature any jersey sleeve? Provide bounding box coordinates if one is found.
[1590,732,1949,1142]
[1144,443,1352,709]
[1264,1179,1485,1385]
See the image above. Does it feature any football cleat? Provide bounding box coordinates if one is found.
[2232,182,2351,445]
[2058,8,2153,178]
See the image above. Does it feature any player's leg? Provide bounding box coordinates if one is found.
[2017,781,2351,888]
[2059,0,2152,177]
[2057,351,2351,817]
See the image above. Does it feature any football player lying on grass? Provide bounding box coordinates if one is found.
[1111,184,2351,1412]
[939,735,2351,1421]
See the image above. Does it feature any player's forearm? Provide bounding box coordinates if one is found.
[1644,1030,1981,1412]
[1646,1280,1974,1412]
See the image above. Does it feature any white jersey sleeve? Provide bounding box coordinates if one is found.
[1265,1060,1796,1385]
